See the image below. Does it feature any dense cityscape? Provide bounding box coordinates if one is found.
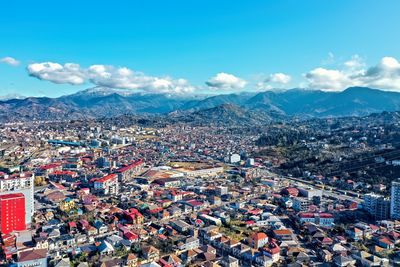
[2,1,400,266]
[0,112,399,266]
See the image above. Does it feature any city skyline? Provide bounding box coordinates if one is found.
[2,2,400,265]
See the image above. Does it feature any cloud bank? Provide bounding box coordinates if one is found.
[305,56,400,91]
[28,62,85,85]
[255,72,292,91]
[26,56,400,94]
[28,62,195,94]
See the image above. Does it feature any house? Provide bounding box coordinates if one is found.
[98,240,115,255]
[106,234,124,247]
[333,255,356,267]
[179,237,200,251]
[180,249,198,264]
[386,230,400,244]
[124,208,144,224]
[34,237,49,250]
[17,249,48,267]
[248,232,269,249]
[262,241,281,262]
[298,212,334,227]
[319,249,333,262]
[142,246,160,262]
[94,220,108,234]
[54,257,70,267]
[170,219,191,233]
[153,178,180,188]
[231,243,251,258]
[100,258,122,267]
[220,255,240,267]
[255,254,273,267]
[273,229,294,241]
[221,238,239,254]
[78,219,90,231]
[168,191,183,202]
[377,237,395,249]
[346,227,363,241]
[330,243,348,256]
[125,253,138,267]
[87,226,98,236]
[123,231,139,243]
[352,251,389,267]
[161,254,183,267]
[183,199,204,211]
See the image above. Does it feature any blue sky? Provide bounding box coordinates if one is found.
[1,0,400,97]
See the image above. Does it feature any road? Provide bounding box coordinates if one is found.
[280,175,363,203]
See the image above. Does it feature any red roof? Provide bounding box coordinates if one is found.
[124,231,139,240]
[50,170,76,176]
[49,182,66,190]
[319,213,333,218]
[251,232,268,241]
[299,212,315,218]
[0,193,24,200]
[96,173,117,183]
[248,209,262,215]
[264,241,280,254]
[116,159,144,173]
[186,200,203,207]
[39,163,61,170]
[282,187,299,196]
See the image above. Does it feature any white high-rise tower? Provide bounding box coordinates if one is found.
[391,179,400,219]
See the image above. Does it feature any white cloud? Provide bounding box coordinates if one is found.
[305,56,400,91]
[27,62,195,94]
[305,68,353,91]
[255,72,291,91]
[87,65,195,94]
[344,54,364,69]
[206,72,247,90]
[0,56,20,66]
[266,73,291,84]
[27,62,85,85]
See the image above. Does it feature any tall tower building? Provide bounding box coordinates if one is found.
[363,193,390,220]
[391,179,400,219]
[0,193,26,234]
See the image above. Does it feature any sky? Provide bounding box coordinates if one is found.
[1,0,400,97]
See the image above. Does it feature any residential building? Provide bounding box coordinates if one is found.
[94,173,119,195]
[17,249,47,267]
[248,232,269,249]
[293,197,311,212]
[0,193,26,234]
[363,193,390,220]
[0,172,34,224]
[391,179,400,219]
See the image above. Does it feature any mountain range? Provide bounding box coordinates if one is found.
[1,86,400,122]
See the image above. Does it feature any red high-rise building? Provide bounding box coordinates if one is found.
[0,193,26,234]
